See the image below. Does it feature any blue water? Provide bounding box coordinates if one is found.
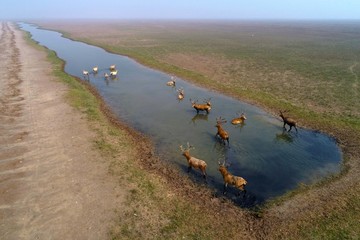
[20,22,342,206]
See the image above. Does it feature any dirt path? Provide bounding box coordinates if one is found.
[0,22,126,240]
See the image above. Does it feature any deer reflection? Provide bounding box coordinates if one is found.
[233,122,246,130]
[275,130,294,143]
[190,113,209,125]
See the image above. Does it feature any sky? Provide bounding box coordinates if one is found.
[1,0,360,20]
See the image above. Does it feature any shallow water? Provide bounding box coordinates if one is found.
[20,22,342,206]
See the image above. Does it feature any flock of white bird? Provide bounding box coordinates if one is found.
[82,64,118,79]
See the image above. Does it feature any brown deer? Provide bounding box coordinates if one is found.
[279,110,298,132]
[215,117,229,145]
[180,143,207,179]
[190,98,212,114]
[231,112,247,125]
[218,161,247,195]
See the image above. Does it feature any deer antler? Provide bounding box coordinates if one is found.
[218,159,226,166]
[186,142,195,150]
[190,98,198,104]
[216,116,227,123]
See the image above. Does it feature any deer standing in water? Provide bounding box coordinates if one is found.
[279,110,298,132]
[231,112,247,125]
[180,143,207,179]
[190,98,212,114]
[218,161,247,195]
[215,117,229,145]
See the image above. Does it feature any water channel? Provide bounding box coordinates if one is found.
[19,22,342,206]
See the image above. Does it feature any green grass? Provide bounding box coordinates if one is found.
[299,191,360,240]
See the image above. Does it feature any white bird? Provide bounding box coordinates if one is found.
[109,65,116,71]
[166,76,176,86]
[83,70,89,75]
[92,66,98,73]
[110,70,118,76]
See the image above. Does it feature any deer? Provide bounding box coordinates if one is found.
[190,98,212,114]
[180,143,207,179]
[177,87,185,100]
[231,112,247,125]
[279,110,298,132]
[215,117,229,145]
[218,161,247,195]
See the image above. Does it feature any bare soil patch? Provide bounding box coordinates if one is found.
[0,22,127,240]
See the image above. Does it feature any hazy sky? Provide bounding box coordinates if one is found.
[1,0,360,20]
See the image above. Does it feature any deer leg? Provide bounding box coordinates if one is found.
[223,183,228,195]
[187,166,192,173]
[239,189,247,198]
[294,126,298,132]
[226,138,229,145]
[202,170,207,180]
[288,125,293,132]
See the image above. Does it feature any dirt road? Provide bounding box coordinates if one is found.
[0,22,125,239]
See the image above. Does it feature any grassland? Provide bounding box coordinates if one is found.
[32,20,360,239]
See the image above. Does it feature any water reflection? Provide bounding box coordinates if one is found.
[275,130,295,143]
[191,113,209,125]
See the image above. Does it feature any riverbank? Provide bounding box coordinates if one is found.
[0,22,132,239]
[31,20,360,238]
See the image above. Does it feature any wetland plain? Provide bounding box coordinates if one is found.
[24,20,360,239]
